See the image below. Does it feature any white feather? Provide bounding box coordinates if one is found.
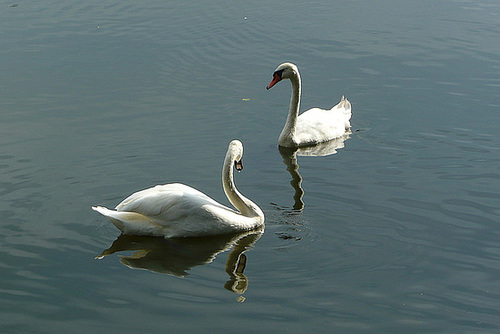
[93,140,264,238]
[267,62,352,148]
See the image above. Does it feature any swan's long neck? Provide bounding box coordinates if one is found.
[222,155,263,220]
[279,72,301,145]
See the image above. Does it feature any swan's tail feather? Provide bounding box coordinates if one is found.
[93,206,126,231]
[92,205,109,214]
[92,206,135,232]
[330,96,352,130]
[333,95,351,117]
[338,95,351,110]
[92,205,117,218]
[92,205,164,236]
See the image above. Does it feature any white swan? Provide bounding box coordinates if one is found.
[266,62,352,148]
[92,140,264,238]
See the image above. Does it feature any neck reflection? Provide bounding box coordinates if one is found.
[96,228,263,295]
[278,133,350,210]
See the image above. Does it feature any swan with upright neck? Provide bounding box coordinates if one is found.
[266,62,352,148]
[92,140,264,238]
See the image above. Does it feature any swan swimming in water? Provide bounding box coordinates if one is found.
[266,62,352,148]
[92,140,264,238]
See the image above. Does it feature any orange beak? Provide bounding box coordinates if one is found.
[266,73,282,90]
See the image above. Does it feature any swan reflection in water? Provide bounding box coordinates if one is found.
[96,227,263,295]
[279,134,350,210]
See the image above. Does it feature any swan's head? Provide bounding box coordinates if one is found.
[228,140,244,172]
[266,62,299,90]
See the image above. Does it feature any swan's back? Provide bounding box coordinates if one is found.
[116,184,219,215]
[114,183,239,227]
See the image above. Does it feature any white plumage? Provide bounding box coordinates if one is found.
[93,140,264,238]
[266,62,352,148]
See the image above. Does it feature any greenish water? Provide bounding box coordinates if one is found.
[1,0,500,332]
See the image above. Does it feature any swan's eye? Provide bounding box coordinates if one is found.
[273,69,284,79]
[234,160,243,171]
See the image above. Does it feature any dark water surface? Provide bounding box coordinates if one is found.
[1,0,500,332]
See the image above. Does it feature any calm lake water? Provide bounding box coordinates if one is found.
[1,0,500,332]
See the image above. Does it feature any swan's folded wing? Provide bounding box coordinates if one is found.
[115,184,218,218]
[296,107,350,144]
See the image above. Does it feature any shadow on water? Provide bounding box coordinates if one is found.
[96,227,263,294]
[278,133,350,210]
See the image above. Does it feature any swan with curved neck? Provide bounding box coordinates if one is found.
[266,62,352,148]
[92,140,264,238]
